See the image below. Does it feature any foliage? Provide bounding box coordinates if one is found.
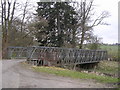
[86,35,102,50]
[9,30,34,47]
[34,0,110,48]
[1,0,34,58]
[27,16,49,46]
[1,0,111,58]
[35,1,78,47]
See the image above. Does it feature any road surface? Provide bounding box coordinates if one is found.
[2,59,113,88]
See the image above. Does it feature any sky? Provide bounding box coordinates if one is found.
[93,0,119,44]
[18,0,119,44]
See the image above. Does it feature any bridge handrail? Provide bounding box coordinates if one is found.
[7,46,108,65]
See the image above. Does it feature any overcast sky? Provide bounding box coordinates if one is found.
[19,0,119,44]
[93,0,119,44]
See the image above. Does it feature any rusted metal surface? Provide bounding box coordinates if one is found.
[7,46,108,66]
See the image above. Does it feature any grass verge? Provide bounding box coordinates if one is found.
[96,60,118,75]
[32,66,118,83]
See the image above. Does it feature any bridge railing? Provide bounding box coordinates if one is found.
[7,46,108,65]
[7,46,28,59]
[26,46,108,65]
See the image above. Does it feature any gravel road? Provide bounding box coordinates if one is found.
[2,59,113,88]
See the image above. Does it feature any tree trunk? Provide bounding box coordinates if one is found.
[57,11,62,47]
[79,2,86,49]
[79,30,85,49]
[1,0,16,59]
[71,28,76,48]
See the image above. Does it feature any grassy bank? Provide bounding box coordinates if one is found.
[32,65,118,83]
[95,60,118,75]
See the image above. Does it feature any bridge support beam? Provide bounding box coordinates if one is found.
[75,62,99,70]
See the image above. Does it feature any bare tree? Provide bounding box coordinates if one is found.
[1,0,16,58]
[1,0,34,58]
[14,0,36,38]
[87,35,102,50]
[20,0,28,33]
[75,0,110,49]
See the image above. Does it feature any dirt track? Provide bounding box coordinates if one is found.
[2,59,114,88]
